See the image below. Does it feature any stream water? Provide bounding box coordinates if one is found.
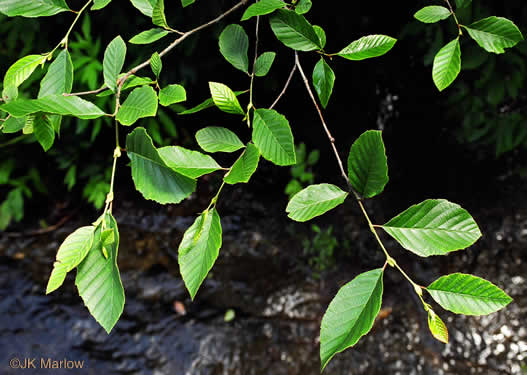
[0,181,526,375]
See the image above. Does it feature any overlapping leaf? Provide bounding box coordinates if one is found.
[1,95,105,119]
[116,86,158,125]
[433,38,461,91]
[269,9,321,51]
[209,82,244,115]
[254,52,276,77]
[103,36,127,92]
[381,199,482,257]
[33,114,55,151]
[463,17,524,54]
[219,24,249,73]
[224,143,260,184]
[313,25,326,49]
[252,108,296,166]
[195,126,244,153]
[241,0,285,21]
[313,57,335,108]
[152,0,168,28]
[97,75,153,97]
[337,35,396,61]
[0,0,70,17]
[427,273,512,315]
[38,49,74,98]
[286,184,348,222]
[3,54,47,89]
[129,0,156,17]
[158,146,221,178]
[159,84,186,106]
[414,6,451,24]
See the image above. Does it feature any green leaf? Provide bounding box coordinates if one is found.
[97,75,153,97]
[181,0,195,7]
[0,0,70,17]
[33,114,55,151]
[178,90,247,115]
[76,213,125,333]
[347,130,388,198]
[103,36,127,92]
[46,226,95,294]
[428,310,449,344]
[254,52,276,77]
[295,0,311,14]
[38,49,74,98]
[129,28,169,44]
[224,143,260,184]
[179,208,222,300]
[312,57,335,109]
[159,84,186,106]
[3,54,47,89]
[313,25,326,48]
[2,85,18,103]
[158,146,222,178]
[455,0,472,9]
[195,126,244,153]
[252,108,296,166]
[219,24,249,73]
[414,6,451,24]
[269,9,321,51]
[126,127,196,203]
[2,116,26,133]
[320,269,384,371]
[433,38,461,91]
[92,0,112,10]
[381,199,482,257]
[209,82,244,115]
[241,0,285,21]
[0,95,105,119]
[150,52,162,78]
[463,17,524,54]
[116,86,158,125]
[427,273,513,315]
[152,0,168,28]
[337,35,397,61]
[286,183,348,222]
[129,0,156,17]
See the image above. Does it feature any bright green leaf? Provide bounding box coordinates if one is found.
[295,0,311,14]
[427,273,513,315]
[320,269,384,371]
[224,143,260,184]
[181,0,195,7]
[178,90,247,115]
[2,116,26,133]
[313,25,326,48]
[150,52,162,78]
[428,310,449,344]
[414,6,452,24]
[126,127,196,203]
[286,183,348,222]
[337,35,397,61]
[116,86,158,125]
[129,28,169,44]
[38,49,74,98]
[46,226,95,294]
[92,0,112,10]
[381,199,482,257]
[3,54,47,89]
[241,0,285,21]
[433,38,461,91]
[312,57,335,108]
[103,36,127,92]
[0,0,70,17]
[269,9,321,51]
[209,82,244,115]
[159,84,186,106]
[179,208,222,300]
[158,146,222,178]
[219,24,249,73]
[33,114,55,151]
[254,52,276,77]
[195,126,244,153]
[347,130,388,198]
[252,108,296,166]
[463,17,524,54]
[129,0,156,17]
[0,95,105,119]
[152,0,168,28]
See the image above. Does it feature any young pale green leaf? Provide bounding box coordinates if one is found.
[92,0,112,10]
[3,54,47,89]
[347,130,388,198]
[152,0,168,28]
[426,273,512,315]
[195,126,244,153]
[381,199,482,257]
[312,57,335,109]
[0,0,70,17]
[209,82,245,115]
[97,75,153,97]
[414,6,451,24]
[116,86,158,125]
[179,208,222,300]
[33,114,55,151]
[178,90,247,115]
[46,226,95,294]
[38,49,74,98]
[433,38,461,91]
[126,127,196,203]
[455,0,472,9]
[286,183,348,222]
[320,269,384,372]
[76,213,125,334]
[0,95,105,119]
[269,9,321,51]
[103,36,127,92]
[337,35,397,60]
[254,52,276,77]
[181,0,195,7]
[151,52,162,78]
[428,310,449,344]
[241,0,285,21]
[252,108,296,166]
[22,115,34,134]
[463,17,524,54]
[224,143,260,184]
[129,28,169,44]
[219,24,249,73]
[313,25,326,48]
[2,116,26,133]
[295,0,312,14]
[130,0,156,17]
[158,146,222,178]
[159,84,186,106]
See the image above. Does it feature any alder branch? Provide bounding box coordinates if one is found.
[269,54,297,109]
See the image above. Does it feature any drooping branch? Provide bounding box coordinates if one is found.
[269,54,297,110]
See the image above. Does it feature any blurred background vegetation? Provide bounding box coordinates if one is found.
[0,0,526,232]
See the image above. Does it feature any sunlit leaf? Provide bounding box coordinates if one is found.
[241,0,285,21]
[1,95,105,119]
[337,35,397,61]
[224,143,260,184]
[286,183,348,222]
[38,49,74,97]
[129,0,156,17]
[92,0,112,10]
[3,54,47,89]
[0,0,70,17]
[414,6,451,24]
[433,38,461,91]
[159,84,186,106]
[196,126,244,153]
[428,310,449,344]
[252,108,296,166]
[158,146,222,178]
[116,86,158,125]
[269,9,321,51]
[209,82,244,115]
[129,28,169,44]
[463,16,524,54]
[152,0,168,28]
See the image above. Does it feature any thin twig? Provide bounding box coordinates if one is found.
[249,15,260,108]
[443,0,462,35]
[64,86,107,97]
[269,55,297,109]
